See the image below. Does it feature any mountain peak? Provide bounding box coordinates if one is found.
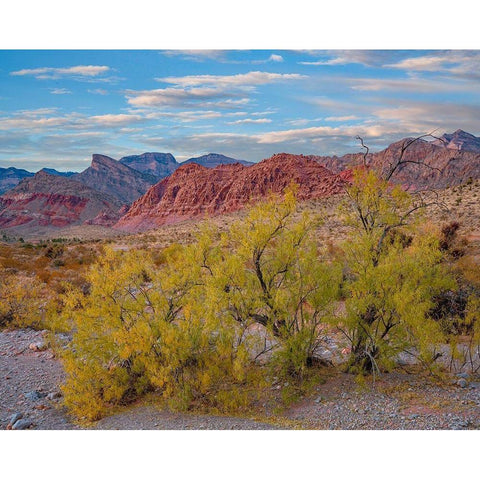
[453,129,472,136]
[115,153,345,233]
[433,130,480,153]
[36,169,55,178]
[91,154,119,169]
[182,153,253,168]
[119,152,178,180]
[73,154,156,204]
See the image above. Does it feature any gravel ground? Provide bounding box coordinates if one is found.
[284,372,480,430]
[0,329,77,430]
[2,328,480,430]
[96,406,278,430]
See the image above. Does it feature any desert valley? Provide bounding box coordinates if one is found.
[1,46,480,434]
[2,128,480,430]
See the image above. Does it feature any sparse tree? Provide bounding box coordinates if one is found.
[338,135,455,374]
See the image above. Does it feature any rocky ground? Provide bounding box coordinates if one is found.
[1,328,480,430]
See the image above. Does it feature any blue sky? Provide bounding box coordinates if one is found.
[0,49,479,171]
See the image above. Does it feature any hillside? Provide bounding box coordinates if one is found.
[73,154,157,204]
[120,152,179,180]
[314,131,480,190]
[115,153,347,232]
[0,167,34,195]
[0,170,123,236]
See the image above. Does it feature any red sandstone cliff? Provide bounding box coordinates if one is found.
[115,153,348,232]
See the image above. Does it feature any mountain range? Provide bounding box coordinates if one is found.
[1,130,480,237]
[0,170,123,235]
[115,154,346,232]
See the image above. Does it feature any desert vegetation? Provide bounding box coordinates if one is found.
[2,164,479,423]
[2,131,480,424]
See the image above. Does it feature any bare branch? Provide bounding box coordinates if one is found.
[356,135,369,167]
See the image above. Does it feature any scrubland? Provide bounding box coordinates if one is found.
[1,175,480,428]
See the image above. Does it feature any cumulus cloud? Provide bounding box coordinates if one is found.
[11,65,111,80]
[268,54,284,62]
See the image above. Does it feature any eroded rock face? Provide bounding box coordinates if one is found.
[120,152,179,180]
[115,154,347,232]
[432,129,480,153]
[0,171,123,232]
[314,133,480,190]
[72,154,157,204]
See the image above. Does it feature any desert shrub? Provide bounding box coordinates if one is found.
[429,288,474,335]
[58,245,264,420]
[439,221,465,259]
[339,168,454,374]
[196,189,341,381]
[0,273,48,329]
[446,294,480,373]
[44,244,65,259]
[57,191,342,420]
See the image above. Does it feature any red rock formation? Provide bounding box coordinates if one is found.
[115,153,348,232]
[0,171,123,233]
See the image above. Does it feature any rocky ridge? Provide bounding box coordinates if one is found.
[120,152,179,180]
[115,153,347,232]
[72,154,157,204]
[314,132,480,190]
[182,152,253,168]
[0,170,123,232]
[0,167,34,195]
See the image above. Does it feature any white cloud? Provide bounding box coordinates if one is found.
[286,119,313,127]
[126,86,235,107]
[128,71,306,108]
[0,111,144,131]
[385,51,480,79]
[160,50,227,61]
[11,65,111,79]
[227,118,272,125]
[88,88,108,95]
[156,71,305,88]
[268,54,284,62]
[350,76,479,93]
[253,125,395,144]
[299,51,395,67]
[373,101,480,132]
[50,88,71,95]
[144,110,224,122]
[325,115,358,122]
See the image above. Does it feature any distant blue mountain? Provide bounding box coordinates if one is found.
[40,168,76,177]
[182,153,253,168]
[0,167,34,194]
